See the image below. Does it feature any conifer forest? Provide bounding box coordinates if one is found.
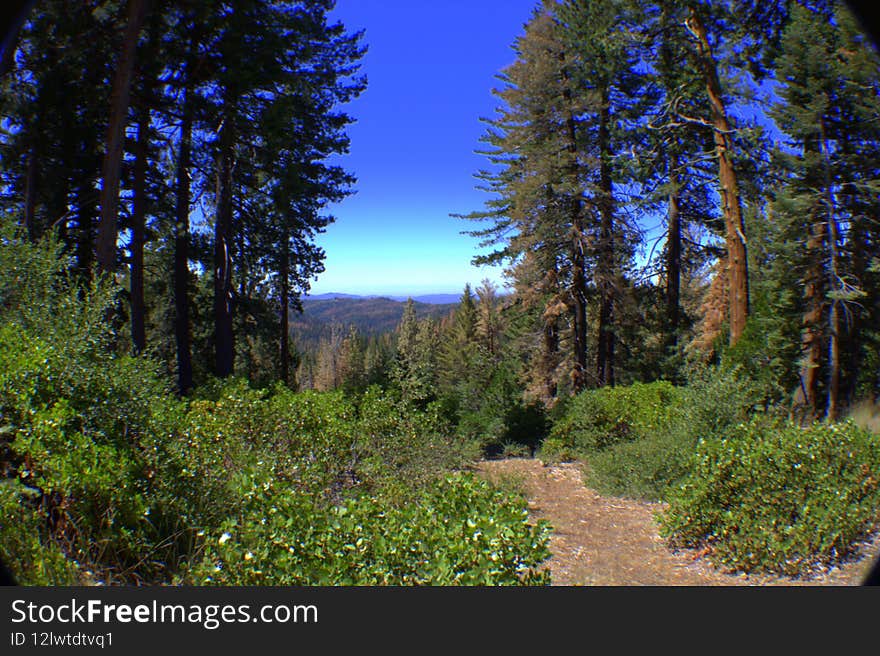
[2,0,880,585]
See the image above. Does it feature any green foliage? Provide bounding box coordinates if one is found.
[0,480,81,585]
[661,418,880,576]
[450,354,547,457]
[673,365,766,439]
[0,228,552,585]
[191,473,551,586]
[543,381,682,457]
[584,428,698,502]
[720,305,799,407]
[0,229,182,580]
[0,233,549,584]
[542,369,765,500]
[353,387,470,496]
[0,326,175,580]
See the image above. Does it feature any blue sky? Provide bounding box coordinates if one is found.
[311,0,539,296]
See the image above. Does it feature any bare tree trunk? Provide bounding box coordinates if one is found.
[560,52,588,391]
[542,317,559,402]
[666,156,682,344]
[596,87,615,387]
[130,99,149,353]
[799,204,826,419]
[214,90,236,379]
[280,226,291,385]
[821,120,841,420]
[130,12,160,355]
[75,174,96,282]
[174,84,194,394]
[23,145,38,242]
[686,7,749,345]
[50,165,70,247]
[96,0,150,276]
[659,5,682,349]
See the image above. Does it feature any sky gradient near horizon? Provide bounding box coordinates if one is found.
[311,0,539,296]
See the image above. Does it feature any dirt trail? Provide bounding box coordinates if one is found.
[478,458,880,586]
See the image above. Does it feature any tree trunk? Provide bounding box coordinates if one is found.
[129,10,160,355]
[50,162,70,247]
[173,81,194,394]
[542,317,559,402]
[23,144,38,242]
[659,5,682,348]
[214,90,236,378]
[840,123,863,406]
[96,0,150,276]
[686,7,749,345]
[560,51,588,391]
[798,200,826,419]
[596,86,615,387]
[130,98,149,353]
[75,173,96,282]
[821,121,841,420]
[280,228,291,386]
[666,155,682,344]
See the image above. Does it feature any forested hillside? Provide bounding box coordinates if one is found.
[293,296,455,345]
[1,0,880,586]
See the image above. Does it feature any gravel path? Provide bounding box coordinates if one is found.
[478,458,880,586]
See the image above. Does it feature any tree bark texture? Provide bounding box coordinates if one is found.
[174,81,194,394]
[280,228,291,386]
[130,99,149,353]
[96,0,150,275]
[596,87,615,387]
[214,90,236,378]
[666,160,682,343]
[686,7,749,345]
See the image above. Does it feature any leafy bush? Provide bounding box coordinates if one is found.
[673,365,766,440]
[540,368,767,500]
[0,320,178,582]
[0,479,80,585]
[660,418,880,576]
[584,428,697,501]
[353,387,471,496]
[542,381,682,458]
[0,225,552,585]
[190,472,551,585]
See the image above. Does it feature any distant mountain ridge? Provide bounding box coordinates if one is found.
[305,292,463,305]
[291,295,458,346]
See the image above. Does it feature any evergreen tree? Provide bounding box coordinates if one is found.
[438,284,479,390]
[771,0,880,418]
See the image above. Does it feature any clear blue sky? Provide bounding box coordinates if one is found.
[311,0,539,296]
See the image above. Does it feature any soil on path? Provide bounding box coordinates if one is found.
[478,458,880,586]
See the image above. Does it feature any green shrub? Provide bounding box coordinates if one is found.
[354,387,469,496]
[0,480,80,585]
[660,418,880,576]
[543,381,682,458]
[542,369,766,501]
[674,365,766,439]
[0,226,550,585]
[444,357,548,457]
[0,319,181,582]
[584,428,697,501]
[190,472,551,585]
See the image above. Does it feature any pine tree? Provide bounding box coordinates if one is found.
[771,0,880,418]
[438,284,479,390]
